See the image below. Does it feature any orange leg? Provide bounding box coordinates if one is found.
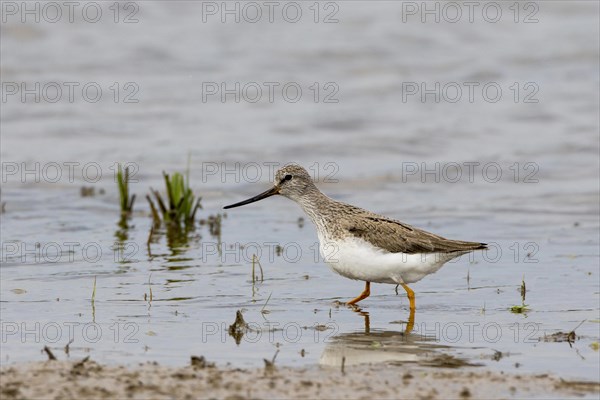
[400,283,416,312]
[347,282,370,305]
[405,307,415,334]
[400,283,416,334]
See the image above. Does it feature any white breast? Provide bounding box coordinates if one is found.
[318,235,463,285]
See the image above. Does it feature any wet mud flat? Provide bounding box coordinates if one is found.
[1,359,599,400]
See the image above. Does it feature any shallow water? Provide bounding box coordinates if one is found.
[1,0,599,383]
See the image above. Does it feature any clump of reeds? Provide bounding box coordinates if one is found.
[147,171,202,227]
[117,164,136,215]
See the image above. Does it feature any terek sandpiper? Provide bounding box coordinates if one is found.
[224,164,486,315]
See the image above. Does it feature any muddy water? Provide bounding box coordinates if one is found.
[1,1,599,382]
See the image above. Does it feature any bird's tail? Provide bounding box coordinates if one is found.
[446,240,488,253]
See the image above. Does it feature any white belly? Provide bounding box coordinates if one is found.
[319,236,463,285]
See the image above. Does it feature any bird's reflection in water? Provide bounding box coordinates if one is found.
[320,307,453,368]
[345,304,415,334]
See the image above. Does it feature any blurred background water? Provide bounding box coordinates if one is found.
[1,1,599,381]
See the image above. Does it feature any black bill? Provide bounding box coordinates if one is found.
[223,186,280,209]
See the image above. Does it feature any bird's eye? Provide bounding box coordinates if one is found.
[284,174,293,181]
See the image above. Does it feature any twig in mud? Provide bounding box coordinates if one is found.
[43,346,56,361]
[73,356,90,369]
[65,339,74,355]
[341,356,346,375]
[264,349,280,371]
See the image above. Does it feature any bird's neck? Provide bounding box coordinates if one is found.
[294,186,337,227]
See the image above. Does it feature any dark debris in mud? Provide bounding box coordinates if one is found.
[540,320,586,347]
[417,354,483,368]
[190,356,214,370]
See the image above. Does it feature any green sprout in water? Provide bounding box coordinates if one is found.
[510,304,530,313]
[510,275,530,313]
[147,171,202,227]
[117,164,136,215]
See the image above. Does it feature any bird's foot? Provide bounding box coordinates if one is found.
[332,300,346,308]
[331,300,362,311]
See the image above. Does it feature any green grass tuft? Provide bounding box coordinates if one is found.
[147,171,202,227]
[117,164,136,214]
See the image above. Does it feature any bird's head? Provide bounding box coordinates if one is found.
[223,164,314,209]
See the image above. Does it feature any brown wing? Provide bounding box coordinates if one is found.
[342,214,486,254]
